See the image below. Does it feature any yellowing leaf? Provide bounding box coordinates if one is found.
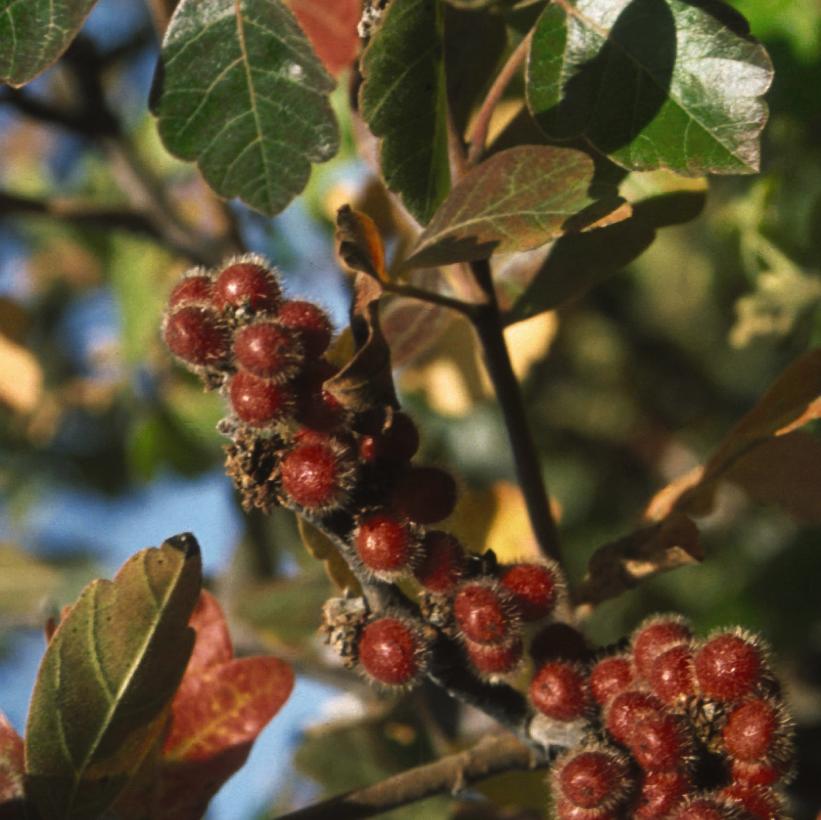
[0,334,42,414]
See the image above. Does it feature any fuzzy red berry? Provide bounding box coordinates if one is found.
[722,698,780,762]
[553,748,631,811]
[213,260,281,312]
[228,370,294,425]
[730,759,783,788]
[554,799,621,819]
[529,623,589,665]
[694,632,764,702]
[499,561,561,622]
[590,655,634,706]
[634,770,691,819]
[357,409,419,463]
[626,711,691,772]
[465,635,523,678]
[390,466,457,524]
[278,299,332,357]
[721,784,782,819]
[649,645,697,705]
[604,690,664,745]
[632,615,692,680]
[529,660,590,721]
[453,581,516,646]
[233,321,303,381]
[354,511,420,578]
[279,436,355,510]
[669,797,739,820]
[163,306,229,367]
[357,616,427,687]
[413,530,464,593]
[168,273,213,308]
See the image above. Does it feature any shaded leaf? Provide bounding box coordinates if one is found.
[404,146,624,268]
[289,0,361,75]
[0,0,98,87]
[298,518,362,594]
[0,713,24,804]
[24,534,202,820]
[527,0,773,175]
[576,513,703,612]
[155,0,339,216]
[359,0,451,224]
[646,349,821,521]
[507,169,707,321]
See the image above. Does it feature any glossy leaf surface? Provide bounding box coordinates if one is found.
[360,0,451,224]
[0,0,98,87]
[25,534,202,819]
[155,0,339,216]
[527,0,773,174]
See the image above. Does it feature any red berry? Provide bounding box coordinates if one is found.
[465,635,523,678]
[279,436,355,510]
[555,799,620,819]
[721,784,782,819]
[722,698,779,762]
[390,466,457,524]
[168,273,213,308]
[278,299,332,357]
[553,748,631,811]
[357,409,419,463]
[604,690,664,744]
[163,306,229,367]
[357,616,427,687]
[228,370,294,426]
[453,581,515,646]
[413,530,464,593]
[294,359,345,433]
[632,615,692,680]
[529,660,590,721]
[354,511,420,578]
[529,623,589,664]
[669,797,739,820]
[233,321,303,381]
[499,561,561,621]
[694,632,764,702]
[730,759,783,788]
[590,655,635,706]
[634,769,691,819]
[626,711,691,772]
[649,645,697,705]
[213,261,281,312]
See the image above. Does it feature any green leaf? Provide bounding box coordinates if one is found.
[526,0,773,175]
[25,534,202,820]
[404,145,620,268]
[0,0,98,87]
[360,0,451,225]
[155,0,339,217]
[507,169,707,322]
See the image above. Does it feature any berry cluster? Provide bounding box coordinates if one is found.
[546,616,794,818]
[162,257,795,819]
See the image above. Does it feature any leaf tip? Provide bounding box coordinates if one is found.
[163,532,201,560]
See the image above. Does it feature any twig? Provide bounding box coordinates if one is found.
[381,280,478,317]
[466,31,533,166]
[468,260,562,565]
[275,733,548,820]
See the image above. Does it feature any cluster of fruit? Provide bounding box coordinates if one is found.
[162,256,794,819]
[547,616,793,818]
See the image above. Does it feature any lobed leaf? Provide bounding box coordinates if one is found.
[154,0,339,217]
[288,0,361,75]
[404,145,623,268]
[526,0,773,175]
[0,0,98,87]
[359,0,451,225]
[24,534,202,819]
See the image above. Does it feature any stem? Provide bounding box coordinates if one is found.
[381,280,478,317]
[468,260,562,565]
[276,733,547,820]
[466,31,533,166]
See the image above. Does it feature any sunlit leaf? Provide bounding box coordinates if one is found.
[335,204,388,282]
[155,0,339,216]
[404,146,623,268]
[25,534,202,819]
[184,590,233,676]
[0,333,43,415]
[298,518,362,593]
[0,0,98,87]
[527,0,773,175]
[288,0,361,75]
[359,0,451,224]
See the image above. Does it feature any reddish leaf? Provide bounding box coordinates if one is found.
[335,204,388,282]
[0,713,24,804]
[185,590,233,676]
[289,0,361,76]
